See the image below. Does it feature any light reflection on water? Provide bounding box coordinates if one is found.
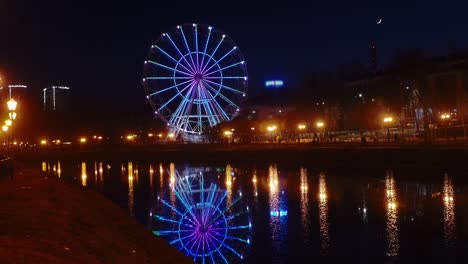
[127,162,135,216]
[300,167,309,242]
[40,160,465,262]
[385,170,399,257]
[443,174,456,248]
[318,172,329,256]
[81,162,87,187]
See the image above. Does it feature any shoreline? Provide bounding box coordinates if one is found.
[14,143,468,168]
[0,163,191,263]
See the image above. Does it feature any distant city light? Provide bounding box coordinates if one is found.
[79,137,87,143]
[267,125,277,132]
[2,125,8,132]
[168,133,175,139]
[40,139,47,145]
[441,113,451,120]
[383,117,393,123]
[316,121,325,128]
[5,119,12,126]
[265,80,284,88]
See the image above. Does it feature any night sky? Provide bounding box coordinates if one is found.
[1,0,468,124]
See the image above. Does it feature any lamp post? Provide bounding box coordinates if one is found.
[383,116,393,143]
[267,125,278,143]
[297,123,307,143]
[316,121,325,143]
[6,99,17,151]
[440,113,451,141]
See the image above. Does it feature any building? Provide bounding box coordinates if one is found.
[43,86,70,111]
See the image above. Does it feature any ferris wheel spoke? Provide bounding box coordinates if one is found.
[200,88,219,125]
[202,83,230,121]
[182,86,197,132]
[157,82,192,111]
[152,45,194,74]
[179,27,197,74]
[200,36,224,73]
[203,79,246,95]
[165,33,197,73]
[147,60,192,76]
[171,85,195,131]
[202,46,237,75]
[146,76,192,80]
[203,81,240,110]
[149,79,192,96]
[194,24,200,73]
[199,27,212,75]
[204,61,245,77]
[203,76,247,80]
[196,89,202,132]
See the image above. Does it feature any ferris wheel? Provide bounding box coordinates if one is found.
[143,23,248,140]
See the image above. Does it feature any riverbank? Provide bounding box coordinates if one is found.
[13,143,468,168]
[0,164,191,263]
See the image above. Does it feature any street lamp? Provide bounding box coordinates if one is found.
[383,116,393,142]
[8,112,16,120]
[315,121,325,142]
[267,125,277,132]
[7,99,17,111]
[2,125,8,132]
[5,119,12,127]
[440,113,451,141]
[267,125,278,143]
[297,123,307,143]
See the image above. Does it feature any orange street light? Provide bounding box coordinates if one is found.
[7,99,17,111]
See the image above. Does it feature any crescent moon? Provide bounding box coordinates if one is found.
[377,18,382,25]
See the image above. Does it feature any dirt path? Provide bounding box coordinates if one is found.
[0,164,192,263]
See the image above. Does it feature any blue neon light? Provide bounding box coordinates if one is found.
[270,210,288,217]
[265,80,284,88]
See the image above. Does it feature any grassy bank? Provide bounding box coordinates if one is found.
[0,164,191,263]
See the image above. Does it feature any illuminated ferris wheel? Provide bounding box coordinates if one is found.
[143,23,248,140]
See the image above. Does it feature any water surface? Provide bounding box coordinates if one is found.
[41,160,468,263]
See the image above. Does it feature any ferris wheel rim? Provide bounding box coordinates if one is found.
[143,23,248,138]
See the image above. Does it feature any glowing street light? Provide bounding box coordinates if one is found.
[224,130,233,137]
[440,113,451,140]
[7,99,17,111]
[168,133,175,139]
[40,139,47,145]
[440,113,451,120]
[8,112,16,120]
[383,116,393,123]
[267,125,277,132]
[316,121,324,128]
[5,119,12,127]
[79,137,87,143]
[383,116,393,142]
[297,124,307,130]
[2,125,8,132]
